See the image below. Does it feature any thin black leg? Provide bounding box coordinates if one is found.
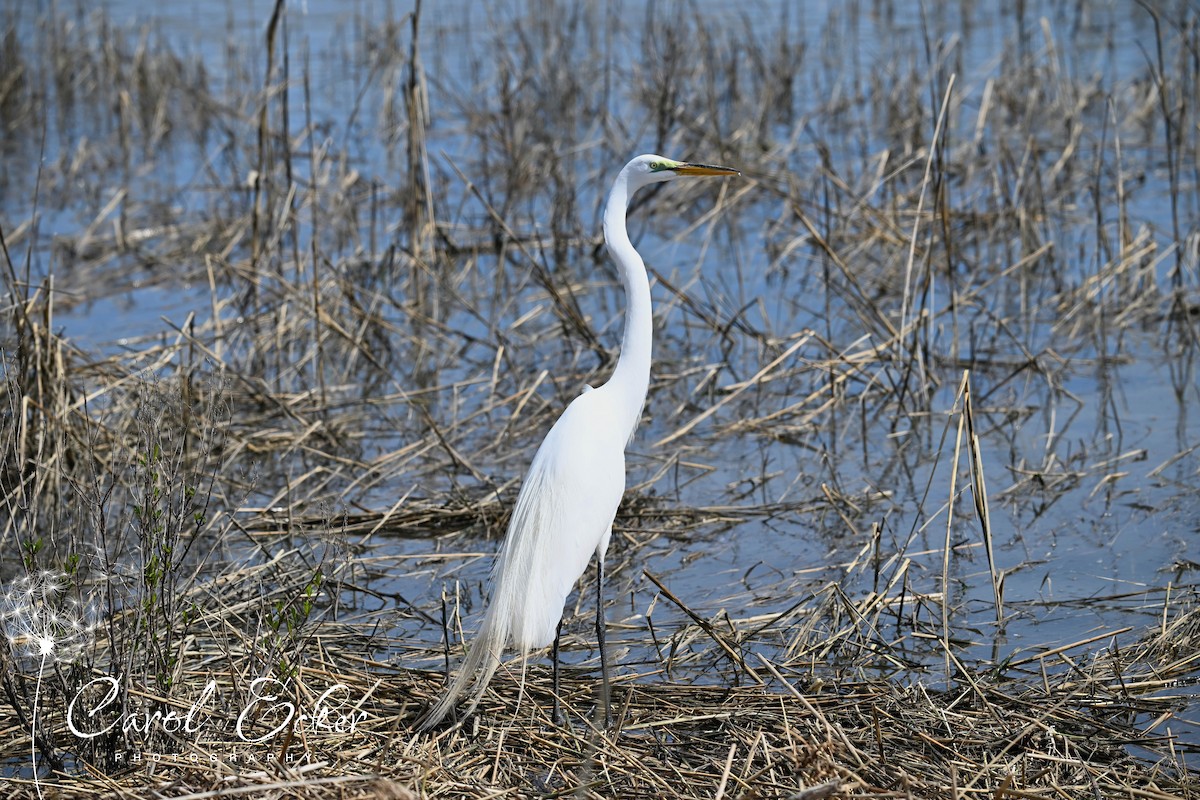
[551,617,564,725]
[596,556,612,727]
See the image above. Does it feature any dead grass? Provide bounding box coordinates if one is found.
[0,592,1197,798]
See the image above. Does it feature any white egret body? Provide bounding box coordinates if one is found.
[421,154,737,728]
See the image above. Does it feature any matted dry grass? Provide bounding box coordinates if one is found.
[2,593,1197,798]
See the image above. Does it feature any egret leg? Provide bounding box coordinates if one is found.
[551,617,564,725]
[596,557,612,727]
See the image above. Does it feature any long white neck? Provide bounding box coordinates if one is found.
[601,170,652,440]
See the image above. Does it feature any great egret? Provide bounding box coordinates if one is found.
[420,154,738,729]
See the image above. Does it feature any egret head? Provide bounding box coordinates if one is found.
[625,154,739,189]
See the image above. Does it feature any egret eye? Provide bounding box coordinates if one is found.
[649,161,662,171]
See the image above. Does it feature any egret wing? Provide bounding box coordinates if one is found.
[491,388,626,650]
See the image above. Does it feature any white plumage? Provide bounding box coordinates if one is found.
[420,154,738,728]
